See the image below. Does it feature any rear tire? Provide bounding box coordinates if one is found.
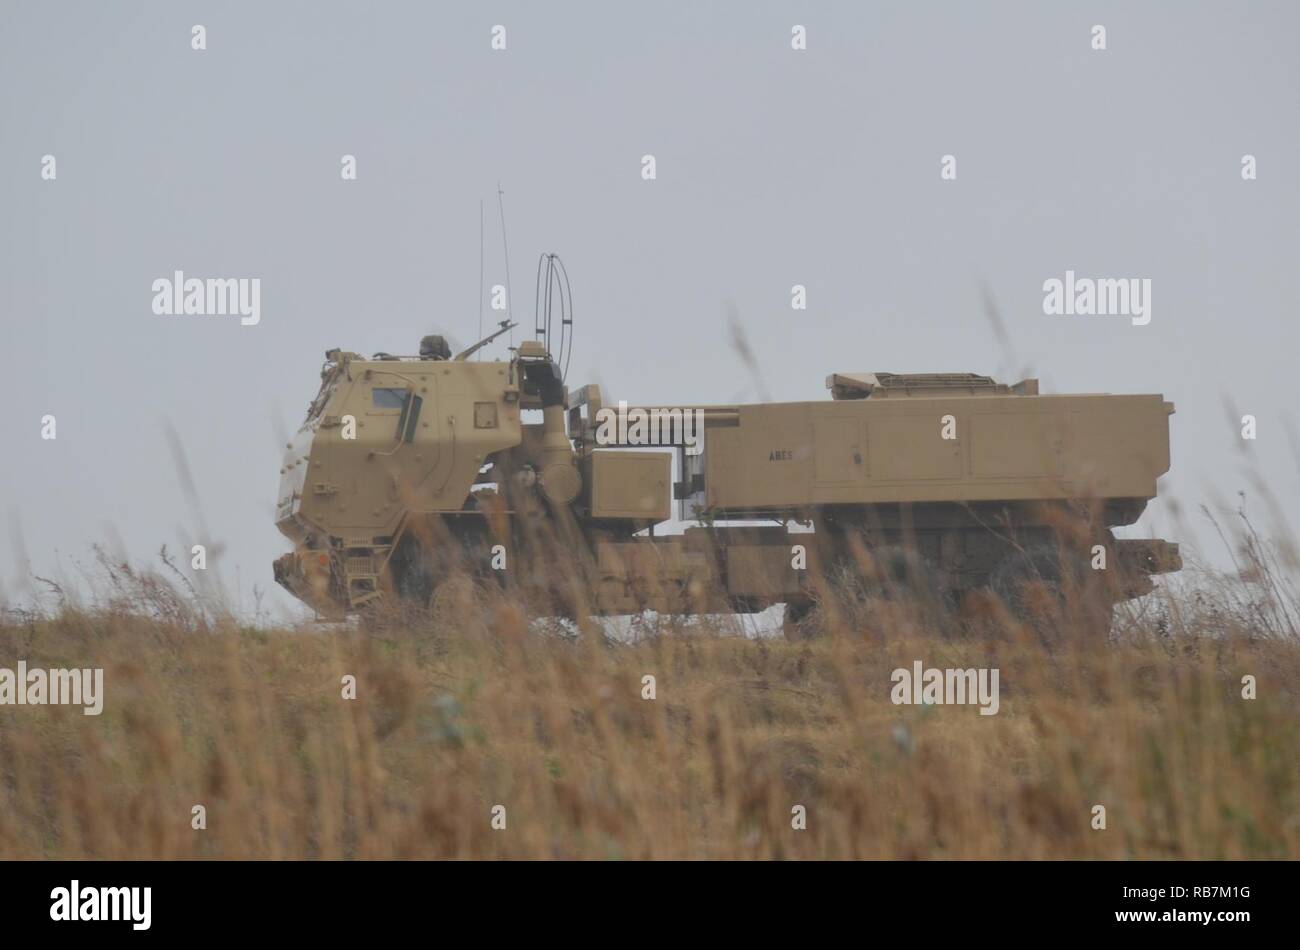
[831,544,945,629]
[989,544,1112,643]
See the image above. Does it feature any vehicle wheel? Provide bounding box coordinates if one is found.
[392,520,502,607]
[989,544,1111,642]
[825,544,946,630]
[858,546,935,600]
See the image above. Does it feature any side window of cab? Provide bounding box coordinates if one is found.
[372,387,407,409]
[370,386,422,443]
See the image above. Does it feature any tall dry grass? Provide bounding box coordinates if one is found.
[0,528,1296,860]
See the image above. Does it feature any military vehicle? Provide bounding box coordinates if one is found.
[274,261,1180,637]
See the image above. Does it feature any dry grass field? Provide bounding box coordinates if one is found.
[1,523,1296,861]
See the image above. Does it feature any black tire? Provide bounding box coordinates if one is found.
[392,519,502,607]
[856,545,936,601]
[835,544,945,623]
[786,543,946,639]
[989,544,1111,642]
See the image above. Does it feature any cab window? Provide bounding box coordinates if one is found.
[372,387,408,409]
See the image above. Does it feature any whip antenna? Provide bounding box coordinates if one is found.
[477,199,484,359]
[497,182,513,349]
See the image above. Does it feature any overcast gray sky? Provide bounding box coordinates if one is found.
[3,1,1297,618]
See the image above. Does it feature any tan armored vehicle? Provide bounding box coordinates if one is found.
[274,279,1179,637]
